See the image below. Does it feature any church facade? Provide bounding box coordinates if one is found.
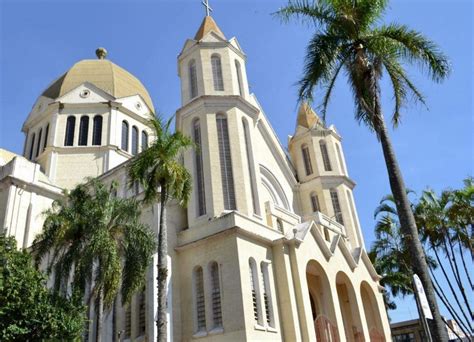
[0,15,391,342]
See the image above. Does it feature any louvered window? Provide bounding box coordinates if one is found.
[235,60,243,96]
[36,128,42,157]
[242,119,260,215]
[141,131,148,151]
[211,55,224,91]
[194,267,206,331]
[330,189,344,225]
[138,291,146,335]
[79,116,89,146]
[311,192,320,212]
[216,114,236,210]
[121,121,129,151]
[29,133,35,160]
[92,115,102,145]
[64,116,75,146]
[302,144,313,175]
[124,305,131,338]
[193,120,206,216]
[320,140,332,171]
[189,60,198,98]
[261,263,274,327]
[43,124,49,152]
[132,126,139,155]
[210,262,222,328]
[249,259,261,324]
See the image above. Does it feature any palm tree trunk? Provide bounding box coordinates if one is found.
[375,113,448,341]
[458,239,474,290]
[96,288,104,342]
[157,185,168,342]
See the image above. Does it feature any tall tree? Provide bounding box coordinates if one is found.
[277,0,450,339]
[128,114,193,342]
[33,179,156,342]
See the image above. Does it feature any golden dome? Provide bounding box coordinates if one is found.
[41,58,154,112]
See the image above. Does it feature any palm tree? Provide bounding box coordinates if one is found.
[33,179,156,342]
[128,114,193,342]
[277,0,450,339]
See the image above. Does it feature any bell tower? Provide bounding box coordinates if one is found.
[176,14,260,229]
[289,103,364,248]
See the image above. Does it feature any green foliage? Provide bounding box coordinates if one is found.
[33,178,157,311]
[0,234,85,341]
[276,0,450,129]
[128,114,193,205]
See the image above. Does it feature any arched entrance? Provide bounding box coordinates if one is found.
[335,272,364,342]
[360,281,385,342]
[306,260,339,342]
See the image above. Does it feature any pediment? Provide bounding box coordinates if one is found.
[57,82,115,104]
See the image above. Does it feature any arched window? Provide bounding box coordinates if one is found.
[132,126,139,156]
[92,115,102,146]
[43,124,49,152]
[249,259,262,325]
[189,59,198,99]
[211,54,224,91]
[78,116,89,146]
[36,128,42,158]
[141,131,148,151]
[235,60,244,96]
[209,262,222,328]
[64,116,75,146]
[301,144,313,175]
[29,133,35,160]
[193,119,206,216]
[242,118,260,215]
[216,114,236,210]
[121,121,129,151]
[330,188,344,225]
[194,267,206,332]
[310,192,320,212]
[261,262,275,327]
[320,140,332,171]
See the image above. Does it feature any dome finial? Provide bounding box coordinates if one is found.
[95,47,107,60]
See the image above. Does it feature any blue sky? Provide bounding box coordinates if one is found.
[1,0,472,324]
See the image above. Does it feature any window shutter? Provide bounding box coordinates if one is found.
[311,193,321,212]
[193,120,206,216]
[330,189,344,225]
[36,128,42,157]
[189,60,198,98]
[29,133,35,160]
[210,262,222,328]
[211,55,224,91]
[195,267,206,331]
[320,141,332,171]
[216,115,236,210]
[302,145,313,175]
[141,131,148,150]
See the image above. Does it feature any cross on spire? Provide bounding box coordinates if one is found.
[201,0,212,16]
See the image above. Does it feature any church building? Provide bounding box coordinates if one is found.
[0,13,391,342]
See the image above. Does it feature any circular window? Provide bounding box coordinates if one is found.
[80,89,90,98]
[135,102,142,110]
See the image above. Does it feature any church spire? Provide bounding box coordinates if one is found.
[296,102,322,129]
[194,15,226,40]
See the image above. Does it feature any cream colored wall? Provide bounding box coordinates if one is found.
[176,233,247,341]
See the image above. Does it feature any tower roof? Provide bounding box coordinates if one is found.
[41,51,154,112]
[297,102,322,128]
[194,16,226,40]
